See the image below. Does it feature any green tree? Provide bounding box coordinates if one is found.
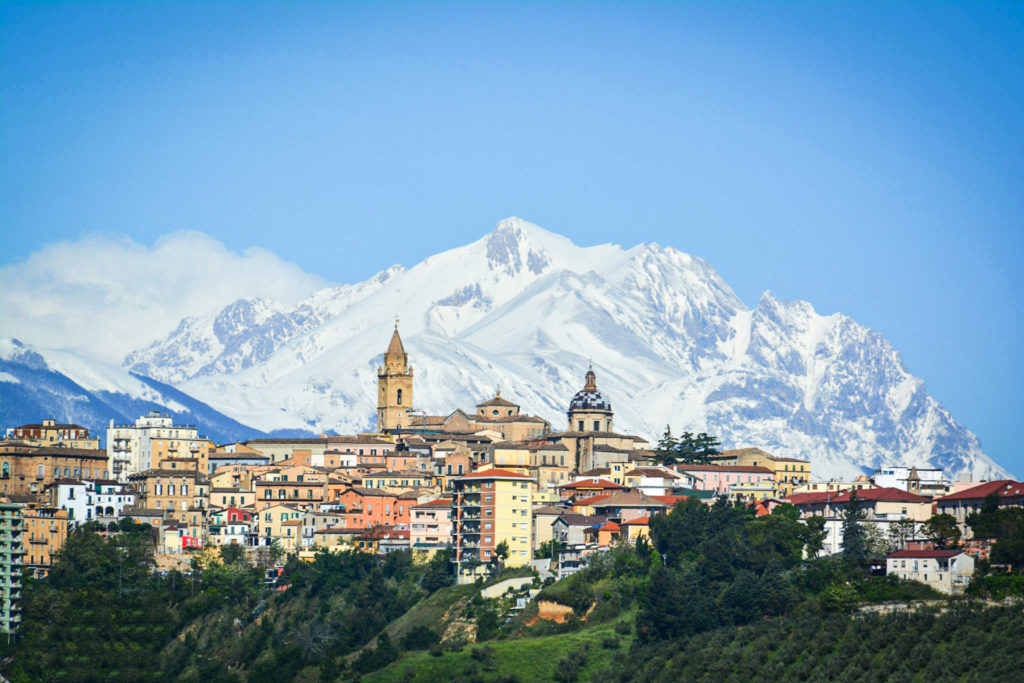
[654,425,679,465]
[991,512,1024,569]
[887,519,917,552]
[921,514,962,549]
[802,516,828,558]
[219,542,248,567]
[492,540,510,572]
[537,539,561,560]
[841,491,868,568]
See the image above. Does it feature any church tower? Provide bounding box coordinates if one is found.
[567,366,614,433]
[377,325,413,432]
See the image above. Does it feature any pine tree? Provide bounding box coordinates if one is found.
[655,425,679,465]
[841,490,868,568]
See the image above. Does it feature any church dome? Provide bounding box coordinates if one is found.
[568,369,612,413]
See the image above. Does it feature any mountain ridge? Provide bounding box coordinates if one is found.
[118,217,1006,480]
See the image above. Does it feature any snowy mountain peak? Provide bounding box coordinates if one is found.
[119,217,1010,481]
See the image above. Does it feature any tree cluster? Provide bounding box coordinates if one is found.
[653,426,721,466]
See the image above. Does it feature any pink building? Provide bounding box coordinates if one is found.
[410,498,453,552]
[675,464,774,496]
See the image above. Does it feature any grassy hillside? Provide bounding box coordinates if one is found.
[366,613,634,683]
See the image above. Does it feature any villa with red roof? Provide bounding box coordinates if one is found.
[935,480,1024,539]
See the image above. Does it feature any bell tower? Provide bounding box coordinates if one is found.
[377,324,413,431]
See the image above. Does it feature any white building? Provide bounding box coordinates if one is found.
[873,466,950,497]
[886,549,974,594]
[107,412,200,481]
[48,479,136,527]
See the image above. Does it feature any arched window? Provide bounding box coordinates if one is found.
[105,506,114,516]
[396,389,403,405]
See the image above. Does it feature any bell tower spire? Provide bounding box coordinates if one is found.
[377,324,413,432]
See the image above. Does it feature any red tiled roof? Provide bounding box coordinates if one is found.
[887,549,962,559]
[599,521,621,532]
[455,468,531,480]
[786,492,833,505]
[557,478,625,490]
[936,480,1024,502]
[412,498,453,509]
[831,487,930,503]
[573,493,614,506]
[621,516,651,526]
[653,495,687,506]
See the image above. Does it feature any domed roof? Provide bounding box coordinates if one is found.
[568,368,612,413]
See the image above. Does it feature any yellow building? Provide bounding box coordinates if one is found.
[452,469,534,584]
[714,448,811,498]
[257,504,305,550]
[151,436,212,474]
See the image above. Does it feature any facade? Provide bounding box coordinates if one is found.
[0,503,23,633]
[713,448,811,498]
[873,466,950,497]
[0,447,110,497]
[107,412,206,480]
[128,470,209,528]
[935,480,1024,539]
[410,499,453,553]
[788,487,933,556]
[6,419,99,449]
[47,478,135,527]
[451,469,534,583]
[253,469,327,511]
[22,505,69,577]
[676,464,774,497]
[886,549,974,594]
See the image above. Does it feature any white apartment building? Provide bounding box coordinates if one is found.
[48,479,136,527]
[107,412,200,481]
[873,466,950,497]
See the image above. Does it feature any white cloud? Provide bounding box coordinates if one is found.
[0,231,327,363]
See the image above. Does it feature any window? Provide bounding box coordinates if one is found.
[156,484,163,495]
[593,420,600,431]
[577,421,584,431]
[396,389,403,405]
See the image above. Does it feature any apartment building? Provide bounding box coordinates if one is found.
[451,469,533,584]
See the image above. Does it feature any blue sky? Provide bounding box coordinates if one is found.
[1,2,1022,473]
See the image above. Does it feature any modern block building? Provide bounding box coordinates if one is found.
[451,469,533,583]
[0,502,24,634]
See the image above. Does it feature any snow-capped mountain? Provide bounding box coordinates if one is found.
[123,217,1008,480]
[0,338,271,444]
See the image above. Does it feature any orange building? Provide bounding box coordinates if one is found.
[22,504,69,577]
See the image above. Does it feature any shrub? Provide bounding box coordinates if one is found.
[401,625,440,651]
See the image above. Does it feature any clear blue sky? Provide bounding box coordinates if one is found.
[2,2,1022,473]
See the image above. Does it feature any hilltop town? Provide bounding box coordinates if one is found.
[0,327,1021,679]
